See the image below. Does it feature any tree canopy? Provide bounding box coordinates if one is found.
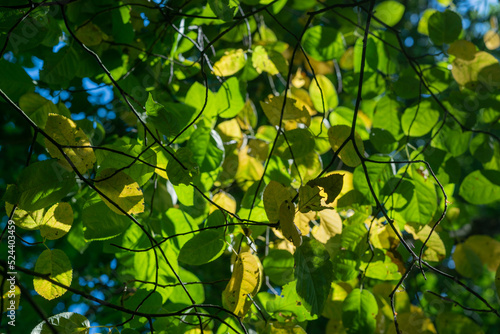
[1,0,500,333]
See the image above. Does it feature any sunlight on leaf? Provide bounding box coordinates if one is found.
[34,249,72,300]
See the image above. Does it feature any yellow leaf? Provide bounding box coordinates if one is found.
[263,181,295,224]
[407,224,446,262]
[44,113,96,174]
[279,199,302,248]
[40,202,73,240]
[339,47,354,71]
[151,144,169,180]
[484,30,500,50]
[260,95,311,130]
[94,169,145,215]
[312,210,342,243]
[453,235,500,275]
[252,45,279,75]
[5,202,44,230]
[216,119,243,145]
[290,87,316,116]
[328,124,364,167]
[210,191,236,214]
[294,210,315,235]
[449,40,477,60]
[235,149,264,191]
[451,50,500,89]
[34,249,72,300]
[213,49,246,77]
[387,305,436,334]
[222,252,262,317]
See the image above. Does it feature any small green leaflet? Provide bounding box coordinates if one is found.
[341,288,378,334]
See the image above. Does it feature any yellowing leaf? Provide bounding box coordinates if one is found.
[44,113,96,174]
[307,173,344,205]
[453,235,500,278]
[216,118,243,145]
[222,252,262,317]
[75,22,104,46]
[213,49,246,77]
[210,191,236,214]
[39,202,73,240]
[484,30,500,50]
[448,40,477,60]
[309,74,338,113]
[34,249,72,300]
[451,50,500,89]
[339,47,354,70]
[5,202,44,230]
[298,185,326,213]
[279,199,302,248]
[312,209,342,243]
[94,169,145,215]
[405,224,446,262]
[294,210,315,235]
[260,95,311,130]
[235,149,264,191]
[328,125,364,167]
[252,45,279,75]
[387,305,436,334]
[263,181,295,224]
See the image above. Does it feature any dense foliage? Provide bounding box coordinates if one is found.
[1,0,500,333]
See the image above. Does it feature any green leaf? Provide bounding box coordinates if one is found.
[82,196,131,241]
[263,180,295,224]
[208,0,237,22]
[216,77,246,118]
[436,312,484,334]
[401,100,440,137]
[168,268,205,306]
[16,160,76,211]
[260,95,310,130]
[184,81,217,119]
[328,124,364,167]
[277,128,316,160]
[341,289,378,334]
[373,1,405,27]
[145,94,197,141]
[178,229,226,265]
[19,92,58,128]
[32,312,90,334]
[166,147,199,186]
[34,249,72,300]
[309,74,338,113]
[418,9,437,35]
[294,237,333,315]
[459,170,500,205]
[266,281,318,322]
[428,10,462,45]
[0,61,34,101]
[353,155,393,205]
[187,126,225,172]
[263,249,294,286]
[302,26,345,61]
[161,208,197,251]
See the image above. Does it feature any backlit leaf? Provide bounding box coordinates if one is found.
[213,49,246,77]
[34,249,72,300]
[32,312,90,334]
[307,173,344,204]
[373,1,405,27]
[40,202,73,240]
[222,252,262,317]
[94,169,145,215]
[428,10,462,45]
[44,113,96,174]
[279,199,302,248]
[260,95,310,130]
[309,74,338,113]
[328,125,364,167]
[302,26,345,61]
[459,170,500,205]
[341,289,378,334]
